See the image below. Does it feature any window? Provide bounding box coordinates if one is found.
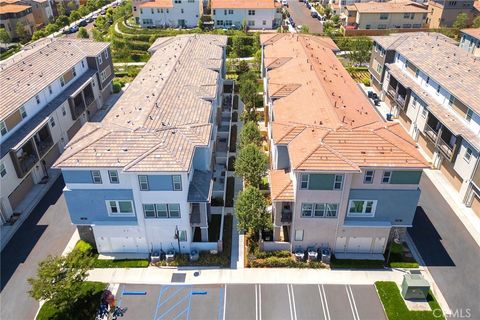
[168,203,180,218]
[294,229,304,241]
[224,9,227,14]
[402,24,411,28]
[48,85,52,94]
[379,13,388,20]
[133,6,136,11]
[325,203,338,217]
[466,109,473,122]
[0,121,7,136]
[179,230,187,242]
[216,20,224,26]
[49,117,55,128]
[108,170,119,183]
[143,204,156,218]
[448,95,455,106]
[403,13,410,19]
[436,84,441,94]
[138,175,149,190]
[62,106,66,116]
[100,66,112,83]
[248,10,255,15]
[300,173,309,189]
[81,60,85,68]
[60,76,65,87]
[36,95,40,104]
[382,171,392,184]
[228,9,233,14]
[301,203,313,217]
[301,203,338,218]
[314,203,325,217]
[225,20,232,26]
[97,54,103,65]
[0,163,6,177]
[348,200,377,217]
[415,69,419,78]
[363,170,374,183]
[104,49,108,59]
[156,204,168,217]
[181,8,184,13]
[334,175,343,190]
[72,66,76,77]
[410,13,415,19]
[151,8,154,14]
[421,108,428,118]
[426,76,430,84]
[377,24,387,29]
[248,20,255,26]
[464,147,472,163]
[172,175,182,191]
[19,106,27,119]
[91,170,102,183]
[106,200,134,216]
[263,20,266,25]
[365,24,371,29]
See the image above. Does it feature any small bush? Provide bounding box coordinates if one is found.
[229,125,237,153]
[112,81,122,93]
[255,250,291,259]
[228,156,236,171]
[93,259,149,268]
[232,111,238,122]
[74,240,93,254]
[233,95,239,110]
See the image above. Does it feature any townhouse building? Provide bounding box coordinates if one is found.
[261,34,428,258]
[211,0,282,30]
[344,1,428,30]
[132,0,202,28]
[426,0,476,28]
[331,0,426,15]
[54,34,228,255]
[0,1,35,40]
[0,38,113,225]
[3,0,54,28]
[368,32,480,217]
[459,28,480,57]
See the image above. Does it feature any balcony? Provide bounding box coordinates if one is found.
[10,139,39,178]
[424,122,439,143]
[437,138,454,160]
[280,203,292,223]
[69,94,86,121]
[33,125,53,158]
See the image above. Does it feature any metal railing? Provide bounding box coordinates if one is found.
[424,123,439,142]
[437,137,454,160]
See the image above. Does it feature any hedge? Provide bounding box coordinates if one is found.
[229,125,237,153]
[227,156,235,171]
[232,111,238,122]
[225,177,235,207]
[233,95,239,110]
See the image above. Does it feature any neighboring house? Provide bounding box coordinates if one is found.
[368,32,480,218]
[331,0,426,15]
[3,0,54,27]
[0,1,35,40]
[211,0,282,30]
[0,38,113,225]
[261,34,428,258]
[344,1,428,30]
[54,35,228,255]
[426,0,476,28]
[132,0,202,28]
[459,28,480,56]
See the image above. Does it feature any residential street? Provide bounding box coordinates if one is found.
[287,0,323,34]
[0,177,74,320]
[410,175,480,319]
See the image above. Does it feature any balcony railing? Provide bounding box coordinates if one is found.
[424,123,439,143]
[281,209,292,223]
[396,94,406,108]
[437,138,454,160]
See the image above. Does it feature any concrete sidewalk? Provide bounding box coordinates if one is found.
[423,169,480,247]
[87,266,407,286]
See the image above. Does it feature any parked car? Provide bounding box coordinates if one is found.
[69,25,79,33]
[78,19,87,27]
[282,0,288,7]
[311,8,318,18]
[306,2,311,9]
[100,9,106,15]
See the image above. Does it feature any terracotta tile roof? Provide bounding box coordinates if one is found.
[262,33,428,171]
[0,38,109,120]
[0,3,30,13]
[270,169,294,201]
[54,35,228,172]
[461,28,480,40]
[139,0,173,8]
[211,0,278,9]
[372,32,480,114]
[352,1,427,13]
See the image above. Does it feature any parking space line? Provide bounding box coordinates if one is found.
[185,286,193,320]
[156,293,190,319]
[156,286,185,309]
[320,285,331,320]
[217,286,225,320]
[258,284,262,320]
[117,284,125,308]
[346,285,357,320]
[255,285,258,320]
[153,286,164,320]
[289,285,298,320]
[222,285,227,320]
[347,285,360,320]
[317,285,327,320]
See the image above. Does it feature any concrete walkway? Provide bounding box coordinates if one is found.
[87,266,406,286]
[113,62,147,67]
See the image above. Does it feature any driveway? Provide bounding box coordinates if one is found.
[0,177,75,320]
[118,283,386,320]
[287,0,323,34]
[409,175,480,319]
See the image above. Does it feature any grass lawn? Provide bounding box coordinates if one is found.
[375,281,445,320]
[92,258,149,268]
[331,257,385,269]
[37,281,106,320]
[387,243,419,269]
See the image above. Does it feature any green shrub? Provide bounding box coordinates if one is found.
[254,250,291,259]
[112,81,122,93]
[93,259,149,268]
[74,240,93,254]
[233,95,239,110]
[389,262,419,268]
[229,125,237,152]
[228,156,235,171]
[232,111,238,122]
[331,257,384,269]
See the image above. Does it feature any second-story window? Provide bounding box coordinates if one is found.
[436,84,441,94]
[19,106,27,119]
[36,95,40,104]
[91,170,102,183]
[172,175,182,191]
[60,76,65,87]
[382,171,392,184]
[363,170,374,184]
[0,121,7,136]
[448,95,455,106]
[464,147,472,163]
[108,170,119,183]
[49,117,55,128]
[0,163,6,177]
[333,174,343,190]
[466,109,473,122]
[348,200,377,217]
[72,66,76,77]
[300,173,309,189]
[48,85,52,94]
[248,10,255,15]
[380,13,388,20]
[139,175,149,190]
[98,54,103,65]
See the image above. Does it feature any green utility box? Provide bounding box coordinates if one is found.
[401,273,430,300]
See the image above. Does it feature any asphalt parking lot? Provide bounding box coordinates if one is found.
[118,283,386,320]
[287,0,323,34]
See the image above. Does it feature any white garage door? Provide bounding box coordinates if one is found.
[110,237,137,253]
[335,236,347,253]
[372,237,386,254]
[347,237,372,253]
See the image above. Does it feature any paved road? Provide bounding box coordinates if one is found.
[410,175,480,319]
[0,177,75,320]
[287,0,323,34]
[119,283,386,320]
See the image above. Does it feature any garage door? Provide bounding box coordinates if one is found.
[372,237,386,254]
[335,236,347,253]
[347,237,372,254]
[8,173,34,212]
[471,194,480,219]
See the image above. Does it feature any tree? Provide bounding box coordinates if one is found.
[91,27,105,41]
[94,15,109,33]
[44,23,60,35]
[347,37,372,66]
[235,143,268,187]
[56,15,70,27]
[240,121,262,148]
[0,28,10,43]
[331,14,340,26]
[239,80,259,122]
[56,2,66,16]
[67,0,77,11]
[324,6,332,19]
[453,13,468,29]
[77,27,89,38]
[300,25,309,34]
[15,22,27,41]
[32,29,46,41]
[28,248,94,312]
[235,186,270,241]
[473,16,480,28]
[236,60,250,76]
[69,10,81,23]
